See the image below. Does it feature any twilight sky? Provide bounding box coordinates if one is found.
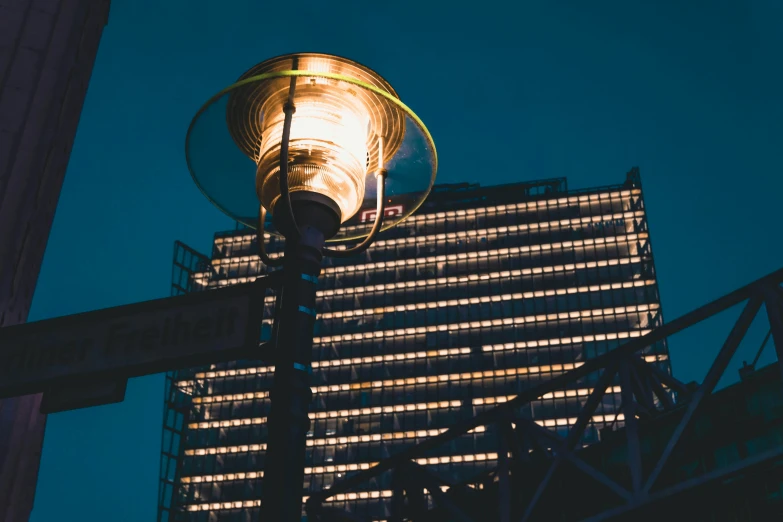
[27,0,783,520]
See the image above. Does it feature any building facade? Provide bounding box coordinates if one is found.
[157,168,671,521]
[0,1,111,519]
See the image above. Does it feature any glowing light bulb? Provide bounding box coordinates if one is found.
[256,88,370,222]
[222,54,409,228]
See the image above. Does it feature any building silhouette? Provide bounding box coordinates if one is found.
[0,1,111,519]
[157,169,671,521]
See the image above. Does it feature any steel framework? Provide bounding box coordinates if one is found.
[158,241,211,521]
[158,241,281,520]
[305,267,783,521]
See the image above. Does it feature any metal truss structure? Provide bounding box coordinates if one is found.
[159,242,281,521]
[306,267,783,521]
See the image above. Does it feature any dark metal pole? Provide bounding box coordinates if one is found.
[261,226,324,521]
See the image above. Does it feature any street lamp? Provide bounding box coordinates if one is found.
[186,53,437,520]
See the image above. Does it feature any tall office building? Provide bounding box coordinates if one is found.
[157,168,670,521]
[0,1,111,519]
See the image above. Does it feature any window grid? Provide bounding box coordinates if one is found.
[162,182,669,521]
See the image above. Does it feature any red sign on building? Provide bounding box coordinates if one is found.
[360,205,404,223]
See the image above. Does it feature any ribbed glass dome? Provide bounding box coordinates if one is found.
[186,53,437,242]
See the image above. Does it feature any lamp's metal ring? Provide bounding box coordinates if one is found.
[185,69,438,242]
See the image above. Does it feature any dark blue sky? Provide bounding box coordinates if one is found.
[27,0,783,520]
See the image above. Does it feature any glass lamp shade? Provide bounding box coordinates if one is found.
[186,53,437,241]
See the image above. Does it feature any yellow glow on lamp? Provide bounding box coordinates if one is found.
[226,53,405,225]
[186,52,437,259]
[256,92,371,222]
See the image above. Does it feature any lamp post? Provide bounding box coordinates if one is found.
[186,53,437,521]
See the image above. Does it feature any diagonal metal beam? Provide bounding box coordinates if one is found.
[582,444,783,522]
[561,450,633,501]
[763,286,783,382]
[750,329,772,368]
[642,295,763,494]
[406,463,478,522]
[636,357,691,399]
[307,268,783,509]
[513,414,631,517]
[512,417,563,522]
[520,363,621,522]
[619,360,643,495]
[643,363,675,410]
[519,454,561,522]
[628,361,657,414]
[565,361,621,450]
[512,415,558,455]
[513,415,564,447]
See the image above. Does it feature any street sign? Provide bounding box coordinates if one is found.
[0,277,276,401]
[40,378,128,414]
